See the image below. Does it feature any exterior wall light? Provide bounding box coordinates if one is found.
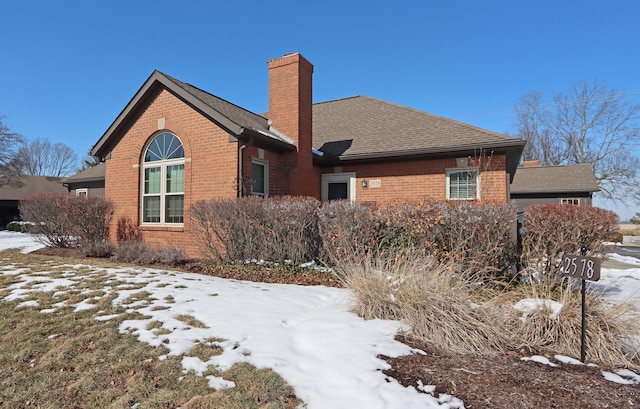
[361,179,368,189]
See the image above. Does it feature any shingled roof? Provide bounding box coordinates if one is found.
[313,96,524,159]
[311,96,525,177]
[510,163,600,194]
[91,71,294,159]
[60,163,105,183]
[0,176,67,201]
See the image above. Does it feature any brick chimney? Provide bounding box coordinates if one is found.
[267,53,317,197]
[522,160,541,168]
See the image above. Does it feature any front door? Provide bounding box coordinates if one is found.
[321,173,356,202]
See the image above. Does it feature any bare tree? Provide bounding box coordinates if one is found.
[515,81,640,201]
[11,138,79,177]
[81,153,102,170]
[0,114,24,186]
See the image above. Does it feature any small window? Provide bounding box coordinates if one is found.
[76,189,88,197]
[251,159,268,197]
[141,132,185,225]
[446,168,480,200]
[561,198,580,205]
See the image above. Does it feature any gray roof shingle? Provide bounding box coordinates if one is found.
[0,176,67,201]
[312,96,524,159]
[61,163,105,183]
[510,163,600,194]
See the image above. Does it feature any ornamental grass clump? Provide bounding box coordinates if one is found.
[339,251,510,356]
[504,279,640,368]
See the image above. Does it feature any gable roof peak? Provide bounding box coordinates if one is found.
[91,70,295,159]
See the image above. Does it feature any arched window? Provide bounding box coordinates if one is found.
[141,132,185,224]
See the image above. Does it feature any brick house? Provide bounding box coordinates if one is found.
[90,53,525,256]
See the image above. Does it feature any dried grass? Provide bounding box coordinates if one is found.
[0,249,302,408]
[504,279,640,368]
[341,251,640,365]
[340,252,510,355]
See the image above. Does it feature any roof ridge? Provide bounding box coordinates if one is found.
[518,163,592,169]
[313,95,365,106]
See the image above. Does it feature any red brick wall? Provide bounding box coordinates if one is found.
[322,155,509,205]
[104,89,239,257]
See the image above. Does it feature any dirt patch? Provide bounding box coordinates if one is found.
[32,246,85,258]
[383,335,640,409]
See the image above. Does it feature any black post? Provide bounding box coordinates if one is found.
[580,245,587,363]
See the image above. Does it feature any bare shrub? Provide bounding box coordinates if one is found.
[190,197,267,262]
[317,201,383,266]
[437,201,518,283]
[340,252,510,355]
[375,199,446,257]
[82,240,115,258]
[19,193,114,249]
[520,204,619,290]
[72,195,114,247]
[116,216,142,245]
[190,197,320,264]
[262,197,320,265]
[113,242,188,266]
[19,193,76,247]
[322,200,518,283]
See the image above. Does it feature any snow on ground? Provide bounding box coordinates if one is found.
[0,231,453,409]
[2,230,640,407]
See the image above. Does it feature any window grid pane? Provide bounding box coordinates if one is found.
[449,170,478,199]
[166,164,184,193]
[143,196,161,223]
[165,195,184,223]
[145,167,161,194]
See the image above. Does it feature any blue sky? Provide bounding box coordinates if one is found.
[1,0,639,218]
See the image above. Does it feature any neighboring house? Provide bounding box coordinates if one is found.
[510,161,600,213]
[0,175,68,227]
[87,52,526,256]
[61,163,106,197]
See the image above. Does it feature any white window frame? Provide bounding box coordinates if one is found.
[561,198,581,205]
[321,172,356,202]
[141,133,185,226]
[445,168,480,200]
[251,158,269,197]
[76,188,88,197]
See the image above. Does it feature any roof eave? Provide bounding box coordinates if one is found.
[511,187,601,194]
[241,128,296,152]
[316,140,525,166]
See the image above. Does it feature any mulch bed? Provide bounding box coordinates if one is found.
[383,335,640,409]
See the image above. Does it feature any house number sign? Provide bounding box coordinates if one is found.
[561,255,601,282]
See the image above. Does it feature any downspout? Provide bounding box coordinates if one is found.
[237,135,255,197]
